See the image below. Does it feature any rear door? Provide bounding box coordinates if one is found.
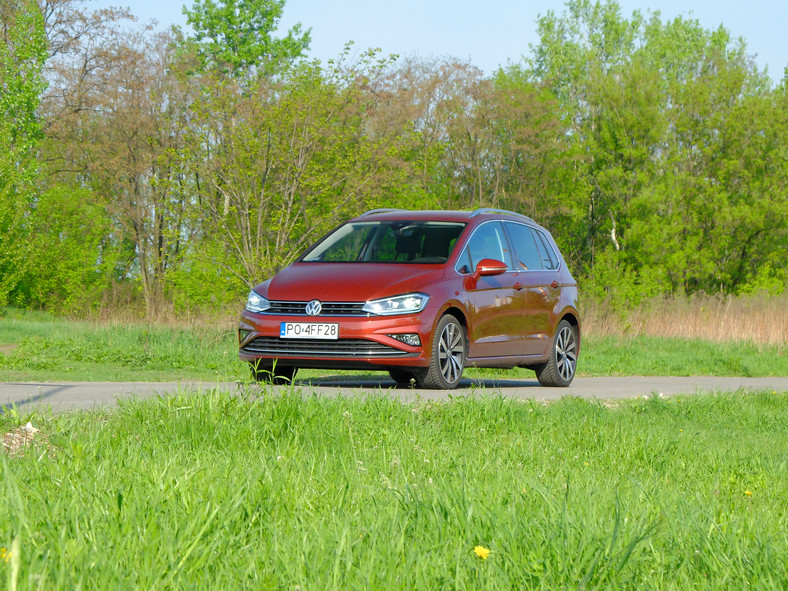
[503,222,561,356]
[457,221,526,358]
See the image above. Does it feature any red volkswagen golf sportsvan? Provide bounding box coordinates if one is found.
[239,209,580,389]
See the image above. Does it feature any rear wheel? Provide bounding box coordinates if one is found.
[249,362,298,385]
[416,315,465,389]
[535,320,577,387]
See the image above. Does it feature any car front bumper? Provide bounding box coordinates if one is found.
[238,309,435,370]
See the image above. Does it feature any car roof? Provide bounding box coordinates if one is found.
[354,208,536,224]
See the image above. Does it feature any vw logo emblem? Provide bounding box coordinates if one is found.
[305,299,322,316]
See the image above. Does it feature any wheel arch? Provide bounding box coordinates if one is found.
[441,305,468,329]
[559,310,581,351]
[439,305,469,351]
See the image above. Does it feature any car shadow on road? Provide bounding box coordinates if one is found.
[295,376,542,390]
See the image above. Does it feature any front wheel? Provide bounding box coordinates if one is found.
[535,320,578,387]
[416,315,466,389]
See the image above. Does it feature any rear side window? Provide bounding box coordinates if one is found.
[532,229,558,270]
[504,222,542,270]
[504,222,559,271]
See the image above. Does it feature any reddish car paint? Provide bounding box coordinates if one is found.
[239,209,581,388]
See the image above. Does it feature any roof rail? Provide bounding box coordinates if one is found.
[359,208,408,217]
[470,208,535,223]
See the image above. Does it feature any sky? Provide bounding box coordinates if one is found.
[91,0,787,82]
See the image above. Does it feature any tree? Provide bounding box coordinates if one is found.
[371,58,494,209]
[86,30,198,317]
[370,57,572,220]
[526,0,656,270]
[23,1,173,315]
[181,0,310,76]
[0,0,47,306]
[37,0,135,139]
[626,47,785,294]
[18,185,120,314]
[188,49,403,287]
[490,67,584,265]
[524,0,781,299]
[39,23,198,317]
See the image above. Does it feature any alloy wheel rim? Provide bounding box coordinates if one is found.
[438,322,464,384]
[555,326,577,382]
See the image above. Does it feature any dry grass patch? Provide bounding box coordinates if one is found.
[584,293,787,347]
[2,422,47,457]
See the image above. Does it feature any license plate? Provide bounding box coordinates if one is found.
[280,322,339,339]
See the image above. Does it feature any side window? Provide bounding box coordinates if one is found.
[463,222,513,271]
[504,222,543,270]
[455,247,473,274]
[532,229,558,270]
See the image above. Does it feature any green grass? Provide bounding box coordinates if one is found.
[0,309,243,382]
[578,334,787,377]
[2,390,786,588]
[0,308,785,382]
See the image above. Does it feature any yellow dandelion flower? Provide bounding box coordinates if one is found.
[744,490,753,496]
[584,461,589,466]
[0,547,8,562]
[474,545,490,560]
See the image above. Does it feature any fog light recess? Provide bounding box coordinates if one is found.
[387,333,421,347]
[239,329,251,343]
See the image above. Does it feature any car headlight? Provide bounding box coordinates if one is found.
[246,290,271,313]
[362,293,429,316]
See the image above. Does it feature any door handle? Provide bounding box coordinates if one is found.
[513,282,525,291]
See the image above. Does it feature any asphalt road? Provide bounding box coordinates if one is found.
[1,376,786,414]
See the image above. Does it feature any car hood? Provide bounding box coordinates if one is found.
[261,263,444,302]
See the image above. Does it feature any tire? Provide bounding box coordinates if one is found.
[249,362,298,385]
[388,369,415,385]
[416,315,465,389]
[535,320,578,387]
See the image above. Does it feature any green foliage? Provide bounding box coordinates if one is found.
[580,249,668,315]
[189,47,403,286]
[519,0,785,299]
[165,237,249,316]
[2,0,786,316]
[1,391,786,587]
[11,186,121,314]
[737,261,788,297]
[0,0,47,306]
[181,0,310,75]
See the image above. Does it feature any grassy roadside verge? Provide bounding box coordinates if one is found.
[1,310,786,382]
[0,310,241,382]
[2,390,786,588]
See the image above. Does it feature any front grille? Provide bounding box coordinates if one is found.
[267,301,368,316]
[242,337,408,358]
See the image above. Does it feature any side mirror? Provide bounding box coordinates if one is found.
[475,258,507,277]
[463,258,508,291]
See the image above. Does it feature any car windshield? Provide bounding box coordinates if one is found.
[301,221,466,264]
